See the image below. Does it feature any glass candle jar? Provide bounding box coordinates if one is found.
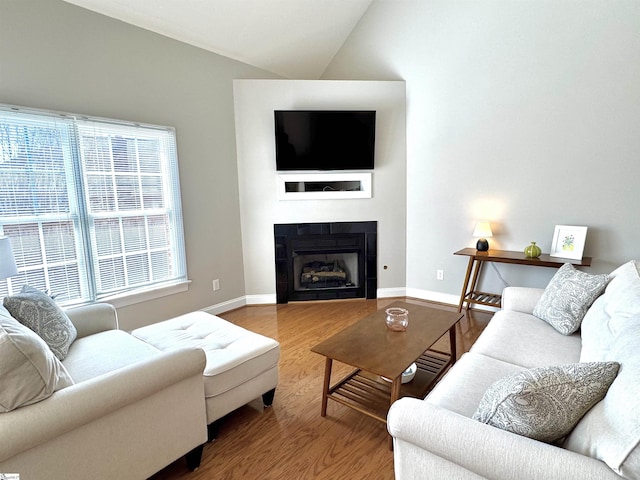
[385,307,409,332]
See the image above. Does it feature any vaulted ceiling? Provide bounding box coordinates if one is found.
[62,0,373,79]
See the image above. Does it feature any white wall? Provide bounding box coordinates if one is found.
[233,80,407,302]
[324,0,640,300]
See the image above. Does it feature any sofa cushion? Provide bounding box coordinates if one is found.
[473,362,619,443]
[532,263,608,335]
[63,329,161,383]
[0,305,73,412]
[3,285,77,360]
[581,260,640,362]
[470,310,581,368]
[565,321,640,479]
[426,352,526,417]
[500,286,544,314]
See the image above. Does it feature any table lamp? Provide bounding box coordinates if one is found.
[473,221,492,252]
[0,236,18,279]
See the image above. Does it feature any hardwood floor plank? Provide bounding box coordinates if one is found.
[150,298,491,479]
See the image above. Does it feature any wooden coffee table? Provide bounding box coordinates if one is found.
[311,301,463,439]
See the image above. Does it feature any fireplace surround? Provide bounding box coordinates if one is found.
[274,221,377,303]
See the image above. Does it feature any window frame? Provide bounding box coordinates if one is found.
[0,104,189,308]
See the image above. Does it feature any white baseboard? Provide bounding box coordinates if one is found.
[405,288,459,306]
[201,293,277,315]
[201,296,247,315]
[405,287,500,312]
[244,293,278,305]
[201,289,499,316]
[377,287,406,298]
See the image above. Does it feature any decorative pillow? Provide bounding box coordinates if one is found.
[603,260,640,302]
[0,305,74,412]
[565,322,640,478]
[473,362,620,443]
[600,261,640,326]
[581,280,640,362]
[532,263,609,335]
[3,285,77,360]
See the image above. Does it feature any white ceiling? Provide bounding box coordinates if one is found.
[62,0,373,79]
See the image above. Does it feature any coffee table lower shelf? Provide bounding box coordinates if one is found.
[326,350,451,423]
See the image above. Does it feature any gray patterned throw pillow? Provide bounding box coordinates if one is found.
[533,263,608,335]
[3,285,77,361]
[473,362,620,443]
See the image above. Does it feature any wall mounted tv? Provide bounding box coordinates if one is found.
[274,110,376,171]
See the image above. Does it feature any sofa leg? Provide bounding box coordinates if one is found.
[185,444,204,471]
[262,387,276,407]
[207,418,223,442]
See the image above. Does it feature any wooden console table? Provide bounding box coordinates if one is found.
[454,248,592,313]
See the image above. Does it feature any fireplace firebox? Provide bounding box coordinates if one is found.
[274,222,377,303]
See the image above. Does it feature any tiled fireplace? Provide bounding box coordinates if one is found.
[274,221,377,303]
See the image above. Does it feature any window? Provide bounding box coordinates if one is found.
[0,105,187,306]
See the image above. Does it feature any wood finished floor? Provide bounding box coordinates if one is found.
[150,298,492,480]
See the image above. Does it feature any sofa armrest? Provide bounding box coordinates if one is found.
[387,399,618,480]
[0,347,206,463]
[65,303,118,338]
[501,286,544,314]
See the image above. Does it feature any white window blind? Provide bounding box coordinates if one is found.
[0,105,187,306]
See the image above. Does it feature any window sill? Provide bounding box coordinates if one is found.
[101,280,191,309]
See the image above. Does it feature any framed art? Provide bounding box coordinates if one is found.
[550,225,588,260]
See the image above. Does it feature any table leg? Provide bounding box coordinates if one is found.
[388,376,402,450]
[321,358,332,417]
[469,261,483,300]
[449,324,457,365]
[457,257,475,312]
[390,376,402,405]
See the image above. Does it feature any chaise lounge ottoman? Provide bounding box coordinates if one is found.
[132,311,280,439]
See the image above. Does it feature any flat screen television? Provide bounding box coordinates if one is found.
[274,110,376,171]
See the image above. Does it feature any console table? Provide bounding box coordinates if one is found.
[454,248,592,313]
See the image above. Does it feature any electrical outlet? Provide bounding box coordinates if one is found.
[436,269,444,280]
[212,279,220,291]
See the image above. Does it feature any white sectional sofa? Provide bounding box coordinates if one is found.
[0,302,208,480]
[388,260,640,480]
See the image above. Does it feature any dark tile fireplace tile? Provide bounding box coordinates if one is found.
[273,221,377,304]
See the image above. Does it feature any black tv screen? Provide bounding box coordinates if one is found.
[274,110,376,171]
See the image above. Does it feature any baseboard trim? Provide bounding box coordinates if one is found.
[201,296,247,315]
[405,288,459,305]
[202,294,277,315]
[377,287,406,298]
[405,288,499,313]
[201,289,499,316]
[245,294,278,305]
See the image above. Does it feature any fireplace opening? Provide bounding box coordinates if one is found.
[294,252,359,291]
[274,221,377,303]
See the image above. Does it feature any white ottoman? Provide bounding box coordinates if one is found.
[132,311,279,439]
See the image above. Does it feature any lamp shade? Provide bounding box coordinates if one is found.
[0,236,18,280]
[472,221,493,239]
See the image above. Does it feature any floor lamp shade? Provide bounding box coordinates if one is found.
[473,221,493,252]
[0,237,18,279]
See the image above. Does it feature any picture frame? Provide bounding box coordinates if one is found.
[550,225,588,260]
